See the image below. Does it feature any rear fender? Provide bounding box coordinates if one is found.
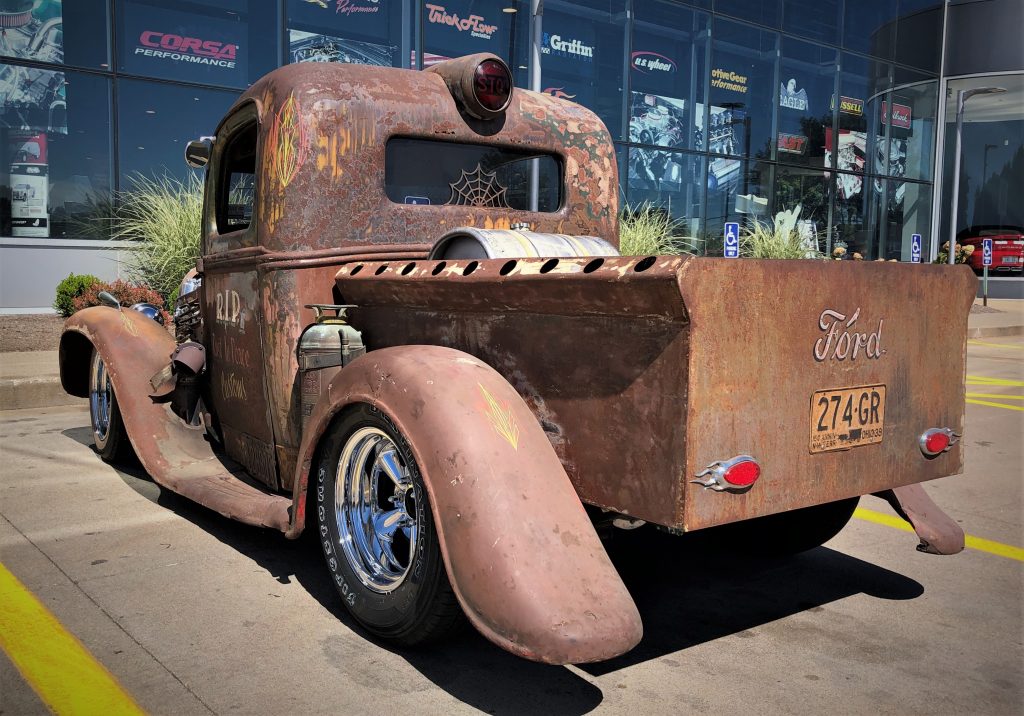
[291,345,642,664]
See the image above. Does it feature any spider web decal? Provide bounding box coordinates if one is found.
[447,165,511,208]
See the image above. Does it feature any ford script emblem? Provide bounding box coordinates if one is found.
[814,308,884,361]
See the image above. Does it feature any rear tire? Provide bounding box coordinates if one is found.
[315,404,462,645]
[714,497,860,557]
[88,349,134,463]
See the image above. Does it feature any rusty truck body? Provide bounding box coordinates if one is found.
[59,55,977,665]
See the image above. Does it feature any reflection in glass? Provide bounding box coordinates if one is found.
[842,0,896,61]
[782,0,840,46]
[829,53,888,177]
[0,68,111,239]
[117,80,239,187]
[709,18,777,161]
[778,38,837,168]
[705,159,773,247]
[775,164,831,252]
[881,179,932,261]
[630,3,709,153]
[890,68,936,182]
[938,74,1024,246]
[626,148,705,238]
[541,0,627,139]
[288,0,406,68]
[832,170,884,259]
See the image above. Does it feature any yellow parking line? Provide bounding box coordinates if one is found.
[966,393,1024,400]
[966,398,1024,412]
[854,508,1024,562]
[967,340,1023,350]
[0,562,145,715]
[966,375,1024,387]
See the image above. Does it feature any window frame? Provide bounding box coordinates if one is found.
[203,101,261,255]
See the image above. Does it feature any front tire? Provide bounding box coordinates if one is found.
[88,349,134,463]
[315,404,461,645]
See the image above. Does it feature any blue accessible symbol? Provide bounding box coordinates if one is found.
[982,238,993,267]
[724,222,740,258]
[911,233,921,263]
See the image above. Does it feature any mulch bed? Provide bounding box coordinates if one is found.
[0,314,66,353]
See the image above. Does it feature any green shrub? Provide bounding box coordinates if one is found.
[54,273,101,317]
[740,204,824,260]
[73,279,170,324]
[113,174,203,302]
[619,203,701,256]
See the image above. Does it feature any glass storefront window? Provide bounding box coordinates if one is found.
[0,67,111,239]
[288,0,408,68]
[708,18,777,163]
[778,37,837,169]
[939,73,1024,247]
[775,163,830,250]
[117,0,276,89]
[894,0,942,75]
[829,52,888,178]
[832,170,885,259]
[629,3,709,154]
[888,67,937,183]
[714,0,780,29]
[842,0,896,61]
[705,158,773,244]
[782,0,839,46]
[117,79,239,187]
[0,0,110,71]
[881,179,932,261]
[625,147,705,237]
[540,0,626,140]
[422,0,520,68]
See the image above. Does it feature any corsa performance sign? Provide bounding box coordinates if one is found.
[135,31,237,68]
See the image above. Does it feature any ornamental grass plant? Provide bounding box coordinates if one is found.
[113,174,203,302]
[619,202,701,256]
[739,204,824,260]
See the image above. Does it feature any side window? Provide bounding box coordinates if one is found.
[216,121,257,234]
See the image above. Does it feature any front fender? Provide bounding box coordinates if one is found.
[60,307,291,530]
[292,345,642,664]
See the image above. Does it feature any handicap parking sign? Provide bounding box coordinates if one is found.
[982,238,993,267]
[724,222,740,258]
[911,234,921,263]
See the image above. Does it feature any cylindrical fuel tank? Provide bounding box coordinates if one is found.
[430,226,619,260]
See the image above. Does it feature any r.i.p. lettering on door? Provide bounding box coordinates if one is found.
[215,289,242,325]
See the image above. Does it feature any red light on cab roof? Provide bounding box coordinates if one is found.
[474,59,512,113]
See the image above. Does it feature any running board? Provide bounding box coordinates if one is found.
[169,470,292,531]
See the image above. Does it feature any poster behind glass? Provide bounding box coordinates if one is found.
[421,0,514,67]
[288,0,401,67]
[119,1,248,87]
[0,0,63,64]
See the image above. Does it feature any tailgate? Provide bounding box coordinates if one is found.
[678,259,977,531]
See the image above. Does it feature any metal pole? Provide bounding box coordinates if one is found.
[947,90,966,265]
[528,0,543,212]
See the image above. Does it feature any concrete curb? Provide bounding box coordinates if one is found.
[967,325,1024,339]
[0,377,85,410]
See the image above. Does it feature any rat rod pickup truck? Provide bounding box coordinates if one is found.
[59,54,977,665]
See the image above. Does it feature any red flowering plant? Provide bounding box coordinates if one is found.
[73,279,172,325]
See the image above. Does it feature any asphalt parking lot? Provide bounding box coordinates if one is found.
[1,335,1021,715]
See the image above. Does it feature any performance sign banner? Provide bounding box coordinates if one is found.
[122,2,246,86]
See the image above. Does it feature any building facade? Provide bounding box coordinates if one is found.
[0,0,1020,311]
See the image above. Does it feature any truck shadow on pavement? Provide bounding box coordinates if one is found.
[64,426,923,715]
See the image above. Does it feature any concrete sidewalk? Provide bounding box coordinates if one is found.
[1,300,1021,410]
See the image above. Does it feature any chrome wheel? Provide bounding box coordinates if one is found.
[335,427,419,593]
[89,350,112,448]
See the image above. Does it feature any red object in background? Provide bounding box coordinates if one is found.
[9,132,47,164]
[961,232,1024,274]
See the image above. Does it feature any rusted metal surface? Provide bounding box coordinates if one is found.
[876,484,966,555]
[294,344,642,664]
[59,307,291,531]
[220,57,618,259]
[332,256,977,531]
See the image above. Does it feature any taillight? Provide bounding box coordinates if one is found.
[474,59,512,113]
[692,455,761,492]
[920,427,959,457]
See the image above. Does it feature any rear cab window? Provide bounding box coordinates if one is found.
[384,138,562,212]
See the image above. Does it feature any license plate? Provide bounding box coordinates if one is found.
[809,385,886,453]
[1001,257,1020,264]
